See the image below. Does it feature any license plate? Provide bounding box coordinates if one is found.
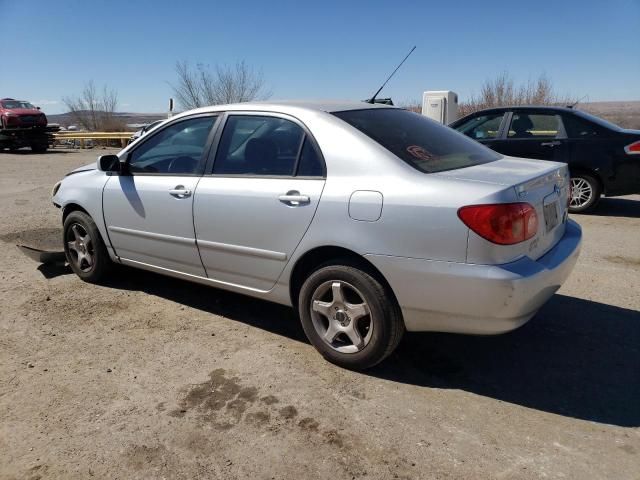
[543,201,559,232]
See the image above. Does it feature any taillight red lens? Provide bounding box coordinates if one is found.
[624,140,640,155]
[458,203,538,245]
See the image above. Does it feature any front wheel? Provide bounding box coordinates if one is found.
[569,173,602,213]
[63,211,111,283]
[298,262,404,370]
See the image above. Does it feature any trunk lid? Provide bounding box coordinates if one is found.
[436,156,570,264]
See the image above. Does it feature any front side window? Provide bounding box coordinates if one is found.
[508,113,560,139]
[128,116,216,174]
[213,115,310,176]
[334,108,500,174]
[456,113,504,140]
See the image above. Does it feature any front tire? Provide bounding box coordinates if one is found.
[63,211,111,283]
[569,173,602,213]
[298,262,404,370]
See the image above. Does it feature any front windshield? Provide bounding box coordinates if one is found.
[1,100,36,109]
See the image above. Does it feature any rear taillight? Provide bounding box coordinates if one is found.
[458,203,538,245]
[625,140,640,155]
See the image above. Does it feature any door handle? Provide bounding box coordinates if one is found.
[169,185,192,198]
[541,141,561,147]
[279,191,310,206]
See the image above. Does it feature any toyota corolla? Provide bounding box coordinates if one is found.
[52,101,581,369]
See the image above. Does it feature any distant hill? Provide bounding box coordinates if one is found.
[47,111,167,129]
[580,101,640,130]
[46,101,640,131]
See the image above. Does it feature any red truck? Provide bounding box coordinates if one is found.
[0,98,51,152]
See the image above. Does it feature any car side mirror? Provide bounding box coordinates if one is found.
[98,154,121,173]
[37,106,41,110]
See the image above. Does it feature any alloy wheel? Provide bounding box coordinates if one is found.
[570,177,593,209]
[310,280,373,354]
[66,223,95,272]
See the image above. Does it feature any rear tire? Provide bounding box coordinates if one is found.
[569,173,601,213]
[298,261,404,370]
[63,211,111,283]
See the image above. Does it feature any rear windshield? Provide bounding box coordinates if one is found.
[333,108,500,173]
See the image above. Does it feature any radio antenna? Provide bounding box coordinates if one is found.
[367,46,416,104]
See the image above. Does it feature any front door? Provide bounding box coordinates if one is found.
[491,111,570,163]
[193,113,326,291]
[103,114,218,276]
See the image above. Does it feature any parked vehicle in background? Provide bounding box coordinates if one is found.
[0,98,50,152]
[128,119,165,144]
[0,98,47,129]
[450,106,640,212]
[52,101,581,370]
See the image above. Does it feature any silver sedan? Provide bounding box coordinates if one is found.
[52,101,581,369]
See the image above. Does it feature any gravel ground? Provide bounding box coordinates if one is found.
[1,149,639,480]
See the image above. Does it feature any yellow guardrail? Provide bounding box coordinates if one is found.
[52,131,135,148]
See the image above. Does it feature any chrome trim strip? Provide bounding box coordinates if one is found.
[196,238,287,261]
[118,257,270,294]
[107,226,195,246]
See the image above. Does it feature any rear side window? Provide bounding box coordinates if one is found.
[296,139,324,176]
[508,113,560,138]
[333,108,499,173]
[213,115,324,177]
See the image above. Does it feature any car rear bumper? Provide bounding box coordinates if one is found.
[365,219,582,334]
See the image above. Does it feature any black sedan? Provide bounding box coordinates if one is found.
[450,106,640,212]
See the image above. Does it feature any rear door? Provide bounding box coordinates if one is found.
[103,114,219,276]
[193,112,326,291]
[491,110,571,163]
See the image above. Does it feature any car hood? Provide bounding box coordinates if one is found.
[4,108,43,115]
[66,162,98,176]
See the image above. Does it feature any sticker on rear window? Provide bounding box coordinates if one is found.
[406,145,435,162]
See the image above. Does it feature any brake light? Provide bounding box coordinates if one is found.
[624,140,640,155]
[458,203,538,245]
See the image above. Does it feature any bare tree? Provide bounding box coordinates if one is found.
[459,73,576,117]
[171,60,271,110]
[62,81,123,131]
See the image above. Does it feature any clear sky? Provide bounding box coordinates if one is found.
[0,0,638,114]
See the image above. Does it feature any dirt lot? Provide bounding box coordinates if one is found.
[1,149,639,480]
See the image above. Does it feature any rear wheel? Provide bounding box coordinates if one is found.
[569,173,601,213]
[298,262,404,370]
[63,211,111,283]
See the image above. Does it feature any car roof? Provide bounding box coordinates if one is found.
[469,105,577,114]
[174,100,394,118]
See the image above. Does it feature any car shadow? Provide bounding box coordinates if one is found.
[100,267,307,343]
[371,294,640,427]
[94,268,640,427]
[588,196,640,219]
[17,253,636,427]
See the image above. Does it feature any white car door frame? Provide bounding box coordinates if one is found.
[193,112,326,291]
[103,114,220,276]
